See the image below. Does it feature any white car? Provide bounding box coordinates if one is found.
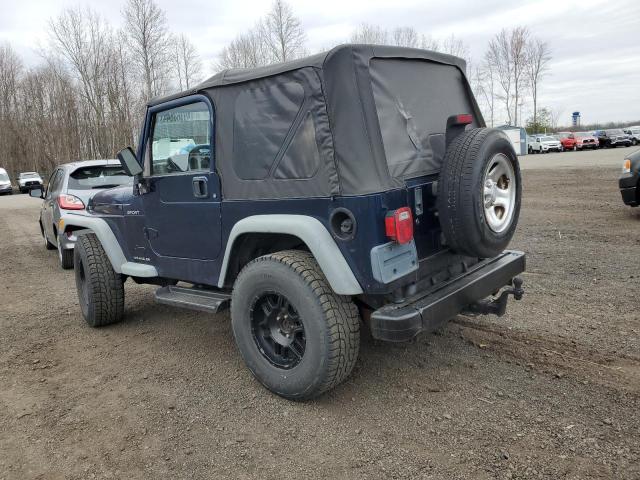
[624,127,640,146]
[17,171,43,193]
[529,135,562,154]
[0,168,13,195]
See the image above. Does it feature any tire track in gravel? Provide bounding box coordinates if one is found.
[453,316,640,393]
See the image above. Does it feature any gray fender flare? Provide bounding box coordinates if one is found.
[63,214,158,278]
[218,215,363,295]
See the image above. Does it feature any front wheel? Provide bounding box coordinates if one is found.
[74,233,124,327]
[231,250,360,400]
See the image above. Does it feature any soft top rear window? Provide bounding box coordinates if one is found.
[370,58,477,179]
[68,165,132,190]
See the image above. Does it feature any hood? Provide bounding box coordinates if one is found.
[88,184,134,216]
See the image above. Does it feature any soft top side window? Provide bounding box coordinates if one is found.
[232,82,305,180]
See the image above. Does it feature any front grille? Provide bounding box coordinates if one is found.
[25,181,40,186]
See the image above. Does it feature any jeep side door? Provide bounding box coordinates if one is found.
[138,96,222,284]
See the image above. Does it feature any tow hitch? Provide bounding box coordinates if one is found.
[465,277,524,317]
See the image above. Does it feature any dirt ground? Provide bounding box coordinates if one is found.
[1,153,639,479]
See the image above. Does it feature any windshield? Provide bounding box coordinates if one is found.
[0,173,9,182]
[68,165,132,190]
[575,132,592,138]
[20,172,39,179]
[606,129,624,135]
[541,136,556,141]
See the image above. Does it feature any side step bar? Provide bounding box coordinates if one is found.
[155,285,231,314]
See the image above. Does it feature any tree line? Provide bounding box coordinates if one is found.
[0,0,202,179]
[0,0,555,180]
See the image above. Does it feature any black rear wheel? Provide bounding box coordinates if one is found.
[250,292,306,369]
[231,250,360,400]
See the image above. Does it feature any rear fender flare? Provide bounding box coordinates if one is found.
[218,215,363,295]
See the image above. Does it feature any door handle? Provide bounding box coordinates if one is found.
[192,176,208,198]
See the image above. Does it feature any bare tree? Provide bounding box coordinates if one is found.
[350,23,389,45]
[260,0,306,63]
[122,0,171,99]
[486,31,512,125]
[217,29,270,70]
[0,42,22,118]
[525,38,551,133]
[441,34,470,61]
[509,27,529,126]
[49,7,113,157]
[172,34,202,90]
[470,62,497,127]
[392,27,419,48]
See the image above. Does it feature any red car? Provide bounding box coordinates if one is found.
[559,132,599,151]
[558,132,576,151]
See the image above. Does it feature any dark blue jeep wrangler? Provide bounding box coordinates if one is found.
[68,45,525,400]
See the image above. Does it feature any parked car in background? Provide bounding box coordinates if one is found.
[619,149,640,206]
[558,132,577,151]
[624,127,640,146]
[0,168,13,195]
[527,136,536,154]
[594,129,632,148]
[529,135,562,153]
[29,160,132,269]
[17,171,43,193]
[572,132,599,150]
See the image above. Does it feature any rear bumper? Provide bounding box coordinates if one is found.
[370,250,525,342]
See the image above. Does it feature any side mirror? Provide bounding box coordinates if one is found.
[117,147,143,176]
[29,187,43,199]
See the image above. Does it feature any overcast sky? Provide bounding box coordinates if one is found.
[1,0,639,125]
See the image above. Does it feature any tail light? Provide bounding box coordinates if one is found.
[58,194,85,210]
[385,207,414,244]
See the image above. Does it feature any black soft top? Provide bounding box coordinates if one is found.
[149,45,467,105]
[148,45,483,200]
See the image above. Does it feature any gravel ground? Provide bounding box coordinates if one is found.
[1,152,638,479]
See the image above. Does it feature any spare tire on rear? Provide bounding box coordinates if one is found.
[437,128,521,259]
